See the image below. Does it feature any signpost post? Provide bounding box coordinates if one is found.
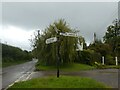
[56,31,60,78]
[45,27,81,78]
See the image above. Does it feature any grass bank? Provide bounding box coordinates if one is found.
[36,63,95,71]
[2,60,30,68]
[9,76,109,88]
[96,65,120,69]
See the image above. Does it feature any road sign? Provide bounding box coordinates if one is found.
[60,32,77,37]
[46,37,57,44]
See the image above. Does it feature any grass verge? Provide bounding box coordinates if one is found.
[35,63,95,71]
[9,76,109,88]
[2,60,30,68]
[96,65,120,69]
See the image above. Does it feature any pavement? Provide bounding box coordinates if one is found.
[2,59,38,90]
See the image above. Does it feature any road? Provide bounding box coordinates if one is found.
[2,60,37,90]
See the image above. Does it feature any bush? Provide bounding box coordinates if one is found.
[105,55,115,65]
[2,43,32,62]
[75,49,101,65]
[94,62,107,69]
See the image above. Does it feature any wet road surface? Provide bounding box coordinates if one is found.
[2,60,37,89]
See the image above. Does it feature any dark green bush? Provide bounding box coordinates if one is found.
[75,49,101,65]
[94,62,107,69]
[2,44,32,62]
[105,55,115,65]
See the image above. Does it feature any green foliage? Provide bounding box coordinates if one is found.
[94,63,120,69]
[94,62,106,69]
[32,19,85,65]
[9,76,109,88]
[75,49,101,65]
[103,19,120,56]
[89,40,112,56]
[2,60,28,67]
[105,55,115,65]
[2,43,32,67]
[88,39,117,65]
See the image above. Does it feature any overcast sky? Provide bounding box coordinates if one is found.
[0,1,119,51]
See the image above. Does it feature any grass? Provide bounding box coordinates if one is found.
[36,63,95,71]
[106,65,120,69]
[2,60,29,68]
[96,65,120,69]
[9,76,109,88]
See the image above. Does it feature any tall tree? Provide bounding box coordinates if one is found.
[32,19,84,65]
[103,19,120,56]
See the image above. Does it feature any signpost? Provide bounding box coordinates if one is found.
[60,32,77,37]
[45,28,82,78]
[56,33,60,78]
[45,37,57,44]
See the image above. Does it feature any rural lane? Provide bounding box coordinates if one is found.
[2,59,38,89]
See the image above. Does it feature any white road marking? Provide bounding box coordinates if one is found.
[22,72,34,81]
[4,71,34,90]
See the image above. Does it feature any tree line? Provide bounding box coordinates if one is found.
[31,19,120,66]
[2,43,32,63]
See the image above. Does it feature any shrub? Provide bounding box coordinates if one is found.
[105,55,115,65]
[94,61,107,69]
[76,49,101,65]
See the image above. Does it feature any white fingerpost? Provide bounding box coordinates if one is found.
[115,57,118,66]
[102,56,104,65]
[45,37,57,44]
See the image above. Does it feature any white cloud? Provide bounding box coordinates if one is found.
[0,25,34,51]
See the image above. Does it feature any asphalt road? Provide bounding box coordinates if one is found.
[2,59,37,89]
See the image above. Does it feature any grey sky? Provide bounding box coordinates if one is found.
[1,2,118,51]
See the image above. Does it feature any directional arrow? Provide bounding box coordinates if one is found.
[45,37,57,44]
